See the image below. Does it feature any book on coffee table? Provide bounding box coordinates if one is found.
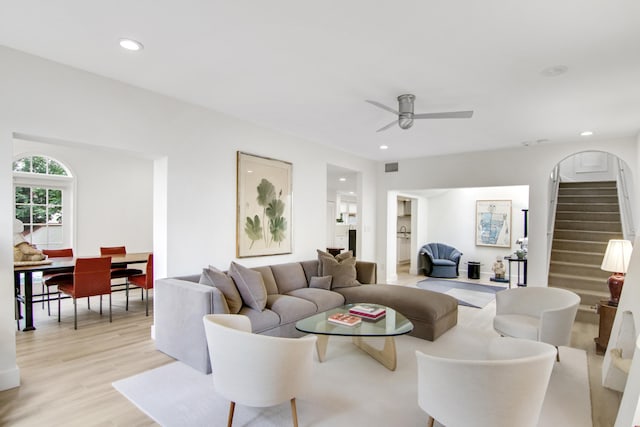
[327,313,362,326]
[349,304,386,320]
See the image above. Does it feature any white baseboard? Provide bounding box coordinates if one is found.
[0,365,20,391]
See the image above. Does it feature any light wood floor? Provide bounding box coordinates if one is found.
[1,271,622,426]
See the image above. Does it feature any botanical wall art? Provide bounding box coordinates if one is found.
[237,152,292,257]
[476,200,511,248]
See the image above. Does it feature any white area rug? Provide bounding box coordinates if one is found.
[113,327,592,427]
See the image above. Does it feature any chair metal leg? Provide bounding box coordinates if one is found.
[58,293,61,322]
[227,401,235,427]
[73,297,77,330]
[41,283,45,309]
[87,297,90,310]
[141,287,144,300]
[46,285,50,315]
[290,398,299,427]
[125,281,129,311]
[100,295,103,315]
[556,346,560,362]
[427,415,435,427]
[109,293,112,323]
[145,288,149,316]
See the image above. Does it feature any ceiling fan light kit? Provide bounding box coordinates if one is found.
[366,94,473,132]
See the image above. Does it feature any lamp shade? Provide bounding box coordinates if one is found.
[601,239,633,274]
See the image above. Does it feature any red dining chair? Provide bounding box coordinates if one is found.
[129,253,154,316]
[42,248,74,316]
[57,257,112,330]
[100,246,143,311]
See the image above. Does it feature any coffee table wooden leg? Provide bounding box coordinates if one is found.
[315,335,329,362]
[352,336,397,371]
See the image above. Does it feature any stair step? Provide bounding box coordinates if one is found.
[550,249,606,264]
[548,272,608,292]
[576,304,598,324]
[558,195,619,204]
[550,239,608,253]
[554,220,622,232]
[559,181,616,189]
[555,211,621,222]
[558,187,618,196]
[556,203,620,213]
[549,261,611,278]
[553,229,623,242]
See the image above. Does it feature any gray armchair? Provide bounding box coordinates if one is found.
[418,243,462,278]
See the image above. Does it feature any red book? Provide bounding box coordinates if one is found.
[349,305,386,319]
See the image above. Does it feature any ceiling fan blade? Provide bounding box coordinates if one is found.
[376,120,398,132]
[413,110,474,119]
[366,100,399,115]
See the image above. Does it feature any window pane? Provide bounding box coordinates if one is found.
[32,156,47,174]
[32,206,46,223]
[15,187,30,204]
[13,158,31,172]
[47,225,64,244]
[33,188,46,204]
[15,205,30,224]
[48,160,68,176]
[31,226,47,245]
[48,206,62,224]
[48,189,62,206]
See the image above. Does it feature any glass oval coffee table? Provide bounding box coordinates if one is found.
[295,303,413,371]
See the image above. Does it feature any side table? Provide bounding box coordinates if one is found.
[504,256,527,288]
[595,300,617,355]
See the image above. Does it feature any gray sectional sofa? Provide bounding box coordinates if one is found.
[155,258,458,373]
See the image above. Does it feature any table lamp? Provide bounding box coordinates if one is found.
[600,239,633,306]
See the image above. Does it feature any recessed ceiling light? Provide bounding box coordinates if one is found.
[339,177,347,182]
[379,145,388,150]
[541,65,568,77]
[580,131,594,136]
[119,38,144,51]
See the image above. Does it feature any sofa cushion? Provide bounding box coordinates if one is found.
[493,314,539,341]
[287,288,345,312]
[199,266,243,314]
[238,306,280,334]
[252,265,279,295]
[266,294,317,324]
[309,275,332,290]
[317,249,353,275]
[432,259,456,267]
[270,262,308,294]
[229,261,267,311]
[319,255,360,289]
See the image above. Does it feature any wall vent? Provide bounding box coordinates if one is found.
[385,162,399,173]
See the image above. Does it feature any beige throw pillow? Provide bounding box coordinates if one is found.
[309,275,332,290]
[229,261,267,311]
[320,256,360,289]
[199,266,243,314]
[317,249,353,276]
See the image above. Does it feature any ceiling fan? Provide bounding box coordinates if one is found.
[366,94,473,132]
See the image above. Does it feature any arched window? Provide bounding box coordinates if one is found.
[13,155,74,249]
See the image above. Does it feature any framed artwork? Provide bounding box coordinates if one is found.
[237,152,292,258]
[476,200,511,248]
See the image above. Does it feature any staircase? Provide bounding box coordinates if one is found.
[548,181,623,323]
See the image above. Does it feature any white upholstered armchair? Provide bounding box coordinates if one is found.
[493,287,580,361]
[202,314,317,427]
[416,337,556,427]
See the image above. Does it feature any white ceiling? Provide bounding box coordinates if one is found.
[1,1,639,161]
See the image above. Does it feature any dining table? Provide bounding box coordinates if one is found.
[13,252,151,331]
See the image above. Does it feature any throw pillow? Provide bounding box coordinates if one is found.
[229,261,267,311]
[309,275,332,290]
[317,249,353,275]
[199,266,243,314]
[320,256,360,289]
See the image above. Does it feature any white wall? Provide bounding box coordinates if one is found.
[12,139,153,256]
[376,139,638,285]
[0,46,377,390]
[422,186,529,281]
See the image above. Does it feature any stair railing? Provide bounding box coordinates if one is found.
[616,158,636,242]
[546,164,561,274]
